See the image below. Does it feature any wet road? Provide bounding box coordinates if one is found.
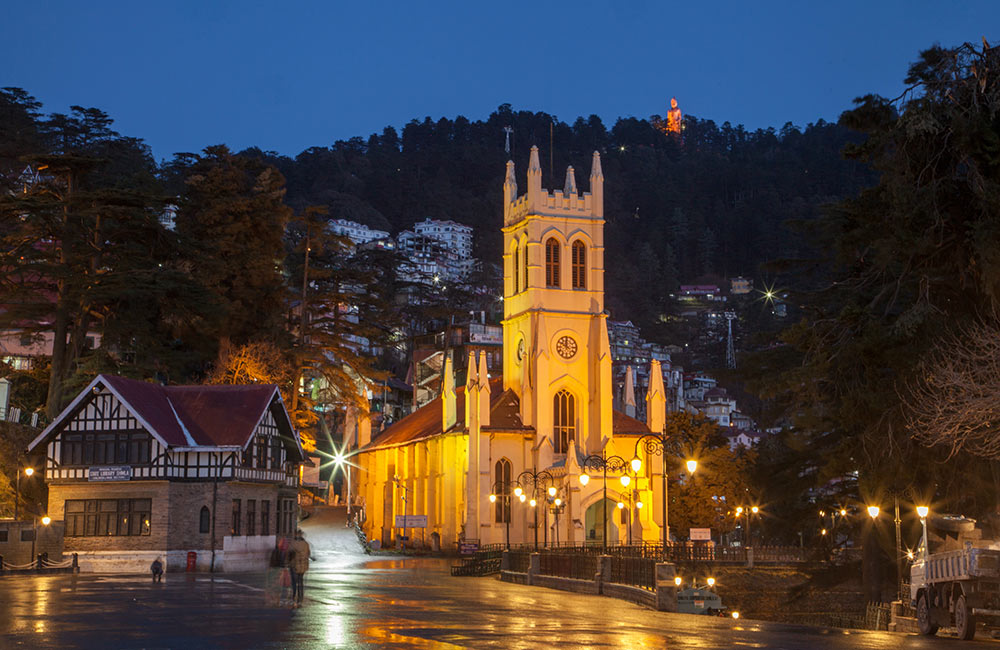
[1,508,997,649]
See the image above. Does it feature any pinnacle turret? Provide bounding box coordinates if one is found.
[564,166,577,196]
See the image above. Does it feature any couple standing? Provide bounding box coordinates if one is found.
[271,529,311,608]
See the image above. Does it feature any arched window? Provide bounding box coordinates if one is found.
[571,241,586,289]
[199,506,211,534]
[513,242,520,294]
[523,242,529,290]
[545,238,560,288]
[495,458,512,523]
[553,389,576,454]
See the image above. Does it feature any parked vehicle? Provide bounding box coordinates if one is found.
[910,515,1000,640]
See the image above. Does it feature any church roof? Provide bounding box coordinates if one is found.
[611,410,653,435]
[361,376,652,451]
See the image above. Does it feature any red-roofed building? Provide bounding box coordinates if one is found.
[27,374,304,573]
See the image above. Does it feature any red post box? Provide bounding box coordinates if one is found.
[186,551,197,572]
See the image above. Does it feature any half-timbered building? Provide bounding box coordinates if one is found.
[27,374,304,573]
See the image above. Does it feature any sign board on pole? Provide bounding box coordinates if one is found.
[460,541,479,555]
[89,466,133,482]
[394,514,428,528]
[689,527,712,541]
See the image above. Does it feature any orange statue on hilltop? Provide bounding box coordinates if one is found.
[666,97,682,135]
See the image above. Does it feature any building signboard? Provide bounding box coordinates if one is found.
[689,527,712,541]
[468,325,503,345]
[394,515,428,528]
[460,541,479,555]
[89,466,133,482]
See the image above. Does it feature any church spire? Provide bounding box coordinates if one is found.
[503,160,517,222]
[527,145,542,208]
[624,365,636,418]
[589,151,603,217]
[564,166,577,196]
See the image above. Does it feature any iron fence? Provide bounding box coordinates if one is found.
[538,553,599,581]
[507,550,531,573]
[608,555,656,591]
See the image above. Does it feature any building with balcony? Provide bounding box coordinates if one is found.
[27,374,304,573]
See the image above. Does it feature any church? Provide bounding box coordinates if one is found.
[353,147,673,550]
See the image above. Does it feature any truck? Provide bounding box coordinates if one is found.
[910,515,1000,640]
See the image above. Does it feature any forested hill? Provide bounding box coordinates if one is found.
[239,105,874,326]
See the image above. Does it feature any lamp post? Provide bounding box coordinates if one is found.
[633,433,697,554]
[392,475,411,551]
[32,513,50,566]
[580,452,628,552]
[516,468,553,550]
[489,479,515,549]
[15,465,33,521]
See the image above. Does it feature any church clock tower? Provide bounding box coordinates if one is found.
[502,147,613,462]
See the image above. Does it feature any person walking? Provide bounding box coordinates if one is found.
[150,556,164,583]
[289,529,311,608]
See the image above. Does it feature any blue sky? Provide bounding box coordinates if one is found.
[3,1,996,161]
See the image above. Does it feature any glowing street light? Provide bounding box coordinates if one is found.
[24,467,34,477]
[707,577,716,587]
[514,486,523,497]
[686,459,698,474]
[620,475,631,488]
[529,499,536,508]
[735,506,744,516]
[579,473,590,486]
[674,576,682,587]
[547,486,557,497]
[731,611,741,619]
[751,506,759,515]
[867,505,880,520]
[489,494,497,503]
[636,501,643,509]
[630,457,642,473]
[617,501,625,510]
[519,493,526,503]
[41,516,50,526]
[916,506,929,520]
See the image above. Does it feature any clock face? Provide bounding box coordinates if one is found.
[556,335,577,359]
[516,339,525,363]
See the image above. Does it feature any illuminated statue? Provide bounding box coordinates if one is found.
[666,97,682,135]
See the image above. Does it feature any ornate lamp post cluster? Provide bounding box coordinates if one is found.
[579,452,629,552]
[489,468,556,550]
[865,488,928,600]
[631,432,697,553]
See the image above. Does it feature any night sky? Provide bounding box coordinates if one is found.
[4,0,998,161]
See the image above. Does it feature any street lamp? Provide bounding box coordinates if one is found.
[633,432,698,554]
[488,480,514,550]
[867,505,880,519]
[516,468,554,550]
[580,452,629,552]
[15,465,34,521]
[917,506,930,561]
[32,513,50,566]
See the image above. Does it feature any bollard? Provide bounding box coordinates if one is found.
[36,553,43,571]
[528,553,540,586]
[597,555,612,595]
[72,553,79,572]
[0,554,4,574]
[500,550,510,571]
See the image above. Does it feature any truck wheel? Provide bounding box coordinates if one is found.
[917,593,938,636]
[955,594,976,640]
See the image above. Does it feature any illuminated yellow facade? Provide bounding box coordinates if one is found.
[353,148,668,549]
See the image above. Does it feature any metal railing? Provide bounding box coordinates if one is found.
[538,553,599,581]
[507,550,531,573]
[608,555,656,591]
[500,542,809,564]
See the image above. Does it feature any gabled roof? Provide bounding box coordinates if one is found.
[30,374,302,460]
[361,375,652,451]
[611,410,652,436]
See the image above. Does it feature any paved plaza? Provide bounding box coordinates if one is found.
[2,509,997,649]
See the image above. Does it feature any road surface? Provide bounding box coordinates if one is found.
[1,506,994,648]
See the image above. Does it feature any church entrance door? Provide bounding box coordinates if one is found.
[584,499,618,547]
